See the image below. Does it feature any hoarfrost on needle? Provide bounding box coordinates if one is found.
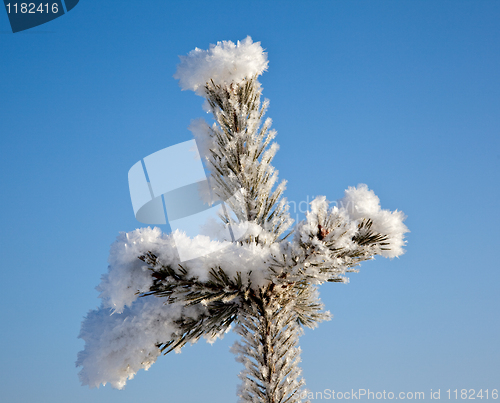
[174,36,268,95]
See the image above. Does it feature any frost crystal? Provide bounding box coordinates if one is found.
[174,36,268,95]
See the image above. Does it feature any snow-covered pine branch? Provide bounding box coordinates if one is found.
[77,37,408,402]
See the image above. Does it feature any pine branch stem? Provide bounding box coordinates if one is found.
[233,288,305,403]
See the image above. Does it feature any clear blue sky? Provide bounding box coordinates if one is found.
[1,1,499,402]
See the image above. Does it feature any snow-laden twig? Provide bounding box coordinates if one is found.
[77,37,408,401]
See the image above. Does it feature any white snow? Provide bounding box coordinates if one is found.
[339,184,409,258]
[174,36,268,95]
[77,297,204,389]
[77,225,279,388]
[97,227,180,313]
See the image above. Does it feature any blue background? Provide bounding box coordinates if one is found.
[0,1,499,402]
